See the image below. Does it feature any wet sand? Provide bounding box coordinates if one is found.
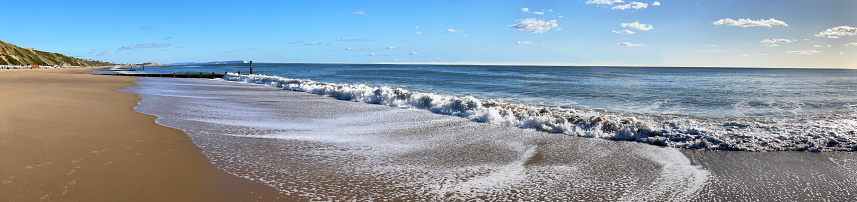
[0,68,282,201]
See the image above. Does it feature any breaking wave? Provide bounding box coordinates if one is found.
[221,73,857,152]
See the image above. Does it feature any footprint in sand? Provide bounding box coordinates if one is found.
[61,186,69,195]
[39,194,50,201]
[2,176,13,185]
[103,161,113,166]
[91,149,111,154]
[67,180,77,185]
[135,152,142,155]
[71,159,81,163]
[25,162,55,169]
[66,166,83,176]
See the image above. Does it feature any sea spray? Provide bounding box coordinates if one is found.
[221,73,857,152]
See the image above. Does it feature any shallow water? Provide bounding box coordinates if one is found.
[123,77,857,200]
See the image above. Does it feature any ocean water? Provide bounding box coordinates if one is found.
[132,63,857,151]
[121,77,857,200]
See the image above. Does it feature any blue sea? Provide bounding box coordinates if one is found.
[116,64,857,200]
[127,63,857,152]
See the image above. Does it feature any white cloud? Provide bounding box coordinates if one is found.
[760,39,793,44]
[516,41,534,44]
[712,18,788,27]
[700,44,719,47]
[612,30,635,34]
[612,2,648,10]
[413,26,420,29]
[415,32,422,35]
[532,11,545,15]
[385,46,396,49]
[337,38,359,41]
[444,29,462,33]
[845,42,857,46]
[306,42,319,45]
[521,8,530,13]
[509,18,559,34]
[814,26,857,37]
[621,21,653,31]
[652,1,660,6]
[828,36,840,39]
[409,51,419,55]
[786,50,822,55]
[617,42,644,46]
[756,53,769,56]
[367,53,389,56]
[760,38,793,47]
[813,45,831,48]
[352,11,365,15]
[700,49,725,53]
[586,0,624,5]
[841,52,845,54]
[118,43,169,51]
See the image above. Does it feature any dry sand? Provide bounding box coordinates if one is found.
[0,68,282,201]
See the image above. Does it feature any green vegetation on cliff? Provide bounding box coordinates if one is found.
[0,40,115,67]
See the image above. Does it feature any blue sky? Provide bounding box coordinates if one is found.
[2,0,855,68]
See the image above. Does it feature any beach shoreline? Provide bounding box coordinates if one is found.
[0,68,282,201]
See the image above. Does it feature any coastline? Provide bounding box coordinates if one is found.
[0,68,282,201]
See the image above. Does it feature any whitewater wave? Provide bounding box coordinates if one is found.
[220,73,857,152]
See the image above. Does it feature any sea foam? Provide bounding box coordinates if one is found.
[221,73,857,152]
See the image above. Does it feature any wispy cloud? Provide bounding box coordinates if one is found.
[652,1,661,6]
[612,2,648,10]
[786,50,822,55]
[337,38,360,41]
[118,43,169,52]
[617,42,644,47]
[845,42,857,46]
[162,37,172,40]
[813,45,831,48]
[509,18,558,34]
[700,44,719,47]
[760,38,793,47]
[409,51,419,55]
[815,26,857,37]
[351,11,365,15]
[516,41,534,44]
[712,18,788,27]
[415,31,422,35]
[700,49,725,53]
[621,21,653,31]
[612,30,635,34]
[586,0,624,5]
[140,26,153,30]
[306,42,320,45]
[444,28,463,33]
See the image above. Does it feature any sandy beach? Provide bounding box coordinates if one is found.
[0,68,281,201]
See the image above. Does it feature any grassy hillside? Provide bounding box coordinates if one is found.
[0,40,115,67]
